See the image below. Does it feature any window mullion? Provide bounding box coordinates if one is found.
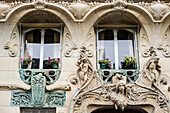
[113,30,119,69]
[40,29,45,69]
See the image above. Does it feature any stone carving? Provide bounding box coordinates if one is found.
[19,69,61,85]
[57,0,99,20]
[69,46,169,113]
[142,46,161,87]
[149,1,169,20]
[0,2,10,19]
[142,46,157,58]
[31,73,46,107]
[11,91,31,107]
[83,32,93,57]
[46,84,71,91]
[34,0,45,9]
[157,44,170,58]
[4,32,18,57]
[112,0,127,10]
[76,46,94,88]
[46,92,66,106]
[64,33,78,57]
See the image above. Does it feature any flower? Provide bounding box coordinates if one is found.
[99,58,111,66]
[45,57,60,66]
[123,55,136,66]
[21,56,32,65]
[20,58,24,61]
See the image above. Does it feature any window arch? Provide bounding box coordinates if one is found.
[20,24,62,69]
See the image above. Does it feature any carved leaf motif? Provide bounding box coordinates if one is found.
[4,32,18,57]
[149,3,168,20]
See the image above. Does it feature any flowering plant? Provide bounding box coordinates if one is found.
[20,56,32,65]
[45,57,60,66]
[123,55,136,66]
[99,58,112,66]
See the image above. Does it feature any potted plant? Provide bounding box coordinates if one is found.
[20,56,32,69]
[99,58,112,69]
[121,55,136,69]
[45,57,60,69]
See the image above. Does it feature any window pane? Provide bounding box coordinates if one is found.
[118,30,134,69]
[98,30,115,69]
[25,29,41,69]
[43,29,60,69]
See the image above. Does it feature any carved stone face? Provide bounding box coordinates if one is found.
[118,83,125,93]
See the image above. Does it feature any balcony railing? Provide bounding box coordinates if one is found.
[97,69,139,83]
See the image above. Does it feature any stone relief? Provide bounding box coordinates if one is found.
[4,32,19,57]
[142,47,161,87]
[33,0,45,9]
[64,32,78,57]
[69,46,169,113]
[157,44,170,58]
[0,0,169,22]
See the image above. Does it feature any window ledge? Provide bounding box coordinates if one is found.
[19,69,61,85]
[97,69,139,83]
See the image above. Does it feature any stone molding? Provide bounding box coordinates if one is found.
[0,0,169,22]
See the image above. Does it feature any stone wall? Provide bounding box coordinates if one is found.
[0,0,169,113]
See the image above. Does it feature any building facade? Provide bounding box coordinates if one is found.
[0,0,169,113]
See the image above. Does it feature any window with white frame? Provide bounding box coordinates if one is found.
[21,108,56,113]
[21,24,62,69]
[97,26,138,69]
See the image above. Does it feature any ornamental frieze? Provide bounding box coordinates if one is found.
[0,0,169,22]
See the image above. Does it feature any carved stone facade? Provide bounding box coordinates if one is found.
[0,0,169,113]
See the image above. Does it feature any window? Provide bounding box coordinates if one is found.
[97,26,138,69]
[21,24,62,69]
[21,108,56,113]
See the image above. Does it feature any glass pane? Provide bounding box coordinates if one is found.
[43,29,60,69]
[25,29,41,69]
[118,30,134,69]
[98,30,115,69]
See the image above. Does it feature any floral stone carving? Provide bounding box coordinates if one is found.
[69,46,169,113]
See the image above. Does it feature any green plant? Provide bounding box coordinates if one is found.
[99,58,112,66]
[20,56,32,65]
[123,55,136,66]
[45,57,60,66]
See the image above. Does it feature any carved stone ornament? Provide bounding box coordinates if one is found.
[112,0,127,10]
[34,0,45,9]
[142,46,157,58]
[11,69,66,107]
[69,46,169,113]
[64,32,78,57]
[4,32,18,57]
[148,1,169,20]
[157,44,170,58]
[57,0,99,20]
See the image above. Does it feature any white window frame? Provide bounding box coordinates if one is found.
[20,23,62,69]
[96,26,139,70]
